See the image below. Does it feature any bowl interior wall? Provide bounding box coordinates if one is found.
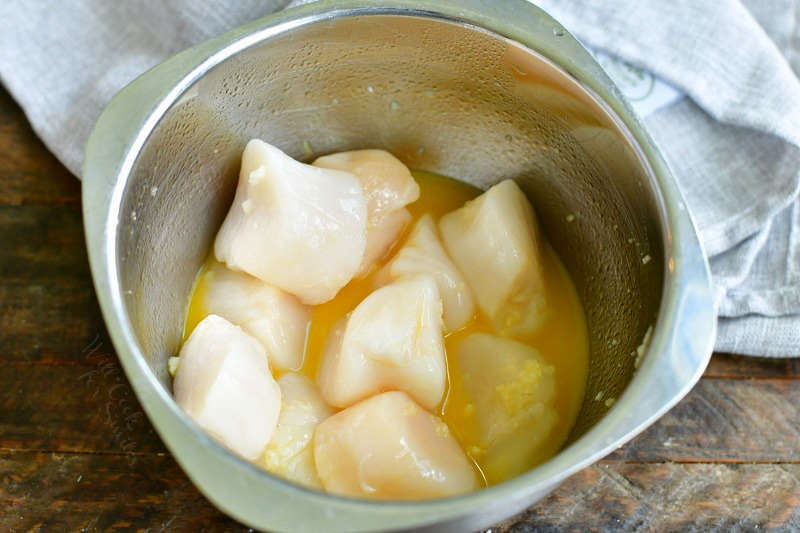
[119,14,664,442]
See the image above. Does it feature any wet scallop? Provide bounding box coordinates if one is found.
[173,143,589,498]
[376,214,475,332]
[215,139,367,305]
[454,333,557,483]
[439,179,548,337]
[199,261,310,371]
[313,391,478,499]
[173,314,281,461]
[317,274,446,410]
[313,149,419,276]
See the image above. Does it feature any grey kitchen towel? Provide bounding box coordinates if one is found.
[1,0,798,357]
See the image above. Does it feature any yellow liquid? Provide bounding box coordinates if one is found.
[183,170,589,487]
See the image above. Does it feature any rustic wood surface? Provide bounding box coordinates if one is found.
[0,86,798,532]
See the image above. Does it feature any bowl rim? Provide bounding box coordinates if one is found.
[82,1,717,531]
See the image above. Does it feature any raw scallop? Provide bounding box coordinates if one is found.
[439,179,547,337]
[261,373,333,489]
[454,333,557,483]
[201,261,310,371]
[173,314,281,461]
[313,391,478,499]
[314,149,419,276]
[313,149,419,220]
[215,139,367,305]
[377,214,475,332]
[317,275,446,410]
[358,207,411,277]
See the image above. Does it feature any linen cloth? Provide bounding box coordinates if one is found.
[1,0,798,356]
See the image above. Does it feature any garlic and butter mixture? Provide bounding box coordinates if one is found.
[172,140,588,499]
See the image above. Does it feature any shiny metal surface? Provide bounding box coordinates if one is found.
[82,1,716,531]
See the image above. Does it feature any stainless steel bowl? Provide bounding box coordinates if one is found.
[82,1,716,531]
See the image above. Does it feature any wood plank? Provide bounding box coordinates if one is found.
[0,203,104,364]
[705,352,800,379]
[495,462,800,532]
[0,360,166,455]
[0,88,80,206]
[0,282,107,364]
[0,451,236,532]
[608,378,800,462]
[0,205,88,285]
[2,453,798,532]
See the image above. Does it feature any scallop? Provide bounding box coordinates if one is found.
[173,315,281,461]
[358,207,411,277]
[313,391,478,499]
[313,149,419,219]
[377,214,475,332]
[439,179,547,337]
[214,139,367,305]
[201,262,310,371]
[454,333,557,483]
[313,149,419,276]
[317,275,446,410]
[261,373,333,489]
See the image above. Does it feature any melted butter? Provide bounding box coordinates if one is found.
[183,266,212,342]
[182,170,589,488]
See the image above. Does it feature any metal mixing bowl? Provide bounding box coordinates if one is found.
[82,1,716,531]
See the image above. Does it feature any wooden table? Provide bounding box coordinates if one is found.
[1,86,798,532]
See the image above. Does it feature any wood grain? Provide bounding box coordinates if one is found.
[496,463,800,532]
[608,379,800,463]
[0,90,80,206]
[705,352,800,379]
[0,206,88,284]
[0,282,106,363]
[0,452,234,532]
[2,84,799,532]
[0,361,166,455]
[2,454,798,532]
